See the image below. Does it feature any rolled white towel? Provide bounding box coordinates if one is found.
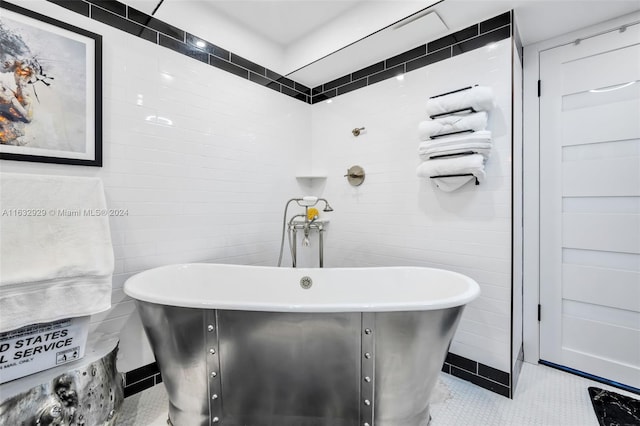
[418,111,488,140]
[426,86,495,117]
[416,154,486,181]
[418,130,492,151]
[432,171,486,192]
[419,141,492,154]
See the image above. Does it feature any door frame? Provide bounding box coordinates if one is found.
[522,11,640,364]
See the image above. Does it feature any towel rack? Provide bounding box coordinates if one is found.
[429,85,476,99]
[429,129,475,139]
[428,84,480,119]
[429,173,479,185]
[429,107,476,119]
[429,151,476,160]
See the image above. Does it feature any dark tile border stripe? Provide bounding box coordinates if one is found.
[45,0,309,103]
[127,6,183,41]
[90,5,158,44]
[311,13,511,103]
[428,24,479,53]
[48,0,89,16]
[85,0,126,17]
[47,0,511,105]
[481,11,511,33]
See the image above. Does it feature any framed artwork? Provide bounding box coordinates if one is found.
[0,1,102,166]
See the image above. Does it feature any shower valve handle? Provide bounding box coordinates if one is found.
[344,165,365,186]
[344,172,364,178]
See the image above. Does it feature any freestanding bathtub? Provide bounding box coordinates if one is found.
[124,264,480,426]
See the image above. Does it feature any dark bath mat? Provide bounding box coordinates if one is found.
[588,387,640,426]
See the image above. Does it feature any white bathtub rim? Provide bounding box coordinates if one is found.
[124,263,481,313]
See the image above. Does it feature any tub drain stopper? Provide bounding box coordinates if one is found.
[300,276,313,289]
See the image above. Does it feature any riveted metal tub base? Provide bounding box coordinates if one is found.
[135,301,464,426]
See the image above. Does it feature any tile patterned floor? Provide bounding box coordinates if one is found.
[120,362,638,425]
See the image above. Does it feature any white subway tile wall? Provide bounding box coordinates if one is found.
[309,39,513,372]
[0,0,311,372]
[2,0,514,377]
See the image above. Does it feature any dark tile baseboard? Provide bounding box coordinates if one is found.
[123,361,162,398]
[442,352,512,398]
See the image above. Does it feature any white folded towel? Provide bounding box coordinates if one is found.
[416,154,486,181]
[418,130,492,161]
[426,86,495,117]
[419,130,492,149]
[419,144,492,161]
[418,111,488,140]
[0,173,114,333]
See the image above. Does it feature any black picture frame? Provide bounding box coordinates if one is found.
[0,1,102,166]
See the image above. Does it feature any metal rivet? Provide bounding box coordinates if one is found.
[211,394,218,400]
[364,352,371,359]
[211,371,217,378]
[364,376,371,382]
[364,399,371,406]
[207,325,214,332]
[212,417,219,423]
[364,328,372,335]
[364,423,370,426]
[209,348,216,355]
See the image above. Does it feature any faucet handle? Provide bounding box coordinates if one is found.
[344,165,365,186]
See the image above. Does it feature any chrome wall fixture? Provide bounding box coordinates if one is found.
[277,197,334,267]
[345,165,365,186]
[352,127,366,137]
[135,300,465,426]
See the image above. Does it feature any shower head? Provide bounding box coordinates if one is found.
[322,200,334,212]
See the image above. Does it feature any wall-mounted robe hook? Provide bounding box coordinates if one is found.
[352,127,365,137]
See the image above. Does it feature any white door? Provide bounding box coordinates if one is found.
[539,22,640,389]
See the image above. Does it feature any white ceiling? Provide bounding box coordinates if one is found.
[199,1,366,47]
